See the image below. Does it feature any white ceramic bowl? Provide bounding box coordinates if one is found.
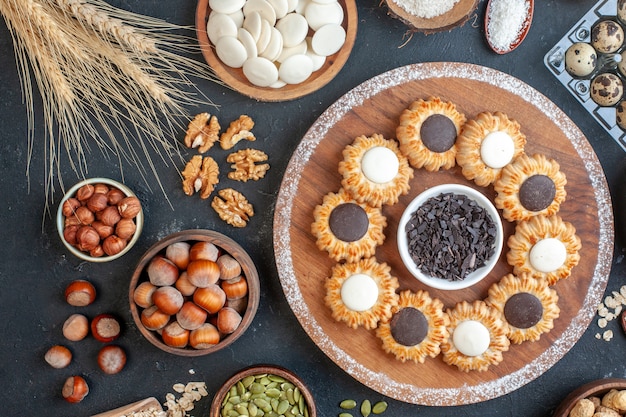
[56,178,144,262]
[397,183,503,290]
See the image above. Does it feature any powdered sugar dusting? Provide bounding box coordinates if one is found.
[273,63,613,405]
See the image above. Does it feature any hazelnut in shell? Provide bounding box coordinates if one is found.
[140,305,170,331]
[44,345,72,369]
[187,259,220,288]
[62,376,89,403]
[165,241,191,270]
[189,241,219,262]
[161,321,190,348]
[91,314,121,343]
[217,307,242,334]
[176,301,208,330]
[226,296,248,315]
[222,276,248,300]
[193,284,226,314]
[175,272,197,297]
[133,281,157,308]
[63,314,89,341]
[189,323,220,349]
[152,286,184,315]
[97,345,126,374]
[217,254,242,280]
[65,280,96,307]
[147,256,179,286]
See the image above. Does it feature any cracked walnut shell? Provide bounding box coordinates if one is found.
[220,115,255,150]
[211,188,254,227]
[182,155,219,199]
[227,149,270,182]
[184,113,220,153]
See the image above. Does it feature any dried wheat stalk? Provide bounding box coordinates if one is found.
[0,0,220,209]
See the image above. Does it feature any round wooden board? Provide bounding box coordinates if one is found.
[385,0,478,34]
[273,62,614,406]
[195,0,358,102]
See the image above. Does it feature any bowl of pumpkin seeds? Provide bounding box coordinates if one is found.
[210,364,316,417]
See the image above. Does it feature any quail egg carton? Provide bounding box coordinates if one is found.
[544,0,626,152]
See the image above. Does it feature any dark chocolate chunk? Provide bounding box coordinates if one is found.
[518,174,556,212]
[503,292,543,329]
[420,114,457,153]
[404,192,497,281]
[390,307,428,346]
[329,203,369,242]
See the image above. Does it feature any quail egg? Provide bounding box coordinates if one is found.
[616,101,626,130]
[590,72,624,106]
[591,20,624,54]
[565,42,597,78]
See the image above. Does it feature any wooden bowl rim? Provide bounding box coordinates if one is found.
[209,364,317,417]
[195,0,358,102]
[128,229,260,357]
[552,378,626,417]
[56,177,144,263]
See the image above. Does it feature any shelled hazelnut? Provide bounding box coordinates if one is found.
[60,181,141,259]
[132,239,251,351]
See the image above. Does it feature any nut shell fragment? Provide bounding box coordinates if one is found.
[211,188,254,227]
[182,155,220,199]
[184,112,221,153]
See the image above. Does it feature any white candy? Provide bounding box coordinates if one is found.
[228,9,245,28]
[305,37,326,70]
[210,0,246,14]
[361,146,399,184]
[215,36,248,68]
[480,131,515,169]
[311,23,346,56]
[260,27,284,62]
[279,54,313,84]
[276,12,309,47]
[452,320,490,357]
[295,0,310,14]
[529,238,567,273]
[270,79,288,88]
[243,0,277,26]
[267,0,289,18]
[340,273,379,312]
[277,40,308,63]
[243,11,263,41]
[305,1,343,31]
[207,13,238,45]
[286,0,299,12]
[238,28,258,59]
[243,56,279,86]
[256,19,273,54]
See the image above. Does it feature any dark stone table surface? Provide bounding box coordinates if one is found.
[2,1,626,416]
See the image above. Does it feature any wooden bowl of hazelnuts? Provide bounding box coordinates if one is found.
[56,178,143,262]
[128,229,260,356]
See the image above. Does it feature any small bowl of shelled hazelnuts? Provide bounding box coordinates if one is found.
[56,178,144,262]
[128,229,260,356]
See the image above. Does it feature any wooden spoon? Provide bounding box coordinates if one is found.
[91,397,162,417]
[485,0,534,54]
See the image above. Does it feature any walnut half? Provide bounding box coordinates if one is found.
[227,149,270,182]
[211,188,254,227]
[220,115,255,150]
[182,155,219,199]
[184,113,220,153]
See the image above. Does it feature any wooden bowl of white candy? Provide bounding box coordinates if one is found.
[195,0,357,102]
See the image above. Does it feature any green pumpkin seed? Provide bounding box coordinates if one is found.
[248,402,258,417]
[254,398,271,412]
[227,410,239,417]
[372,401,387,414]
[228,395,242,405]
[340,399,357,409]
[242,375,256,387]
[269,374,286,383]
[277,399,290,415]
[339,413,353,417]
[361,399,371,417]
[265,388,281,398]
[237,381,246,396]
[235,403,250,416]
[286,388,295,404]
[250,383,266,395]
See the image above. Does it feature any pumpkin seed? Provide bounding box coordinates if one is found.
[237,381,246,396]
[340,399,357,409]
[265,388,281,398]
[269,374,286,383]
[360,400,371,417]
[248,402,258,417]
[372,401,387,414]
[339,413,353,417]
[235,403,250,416]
